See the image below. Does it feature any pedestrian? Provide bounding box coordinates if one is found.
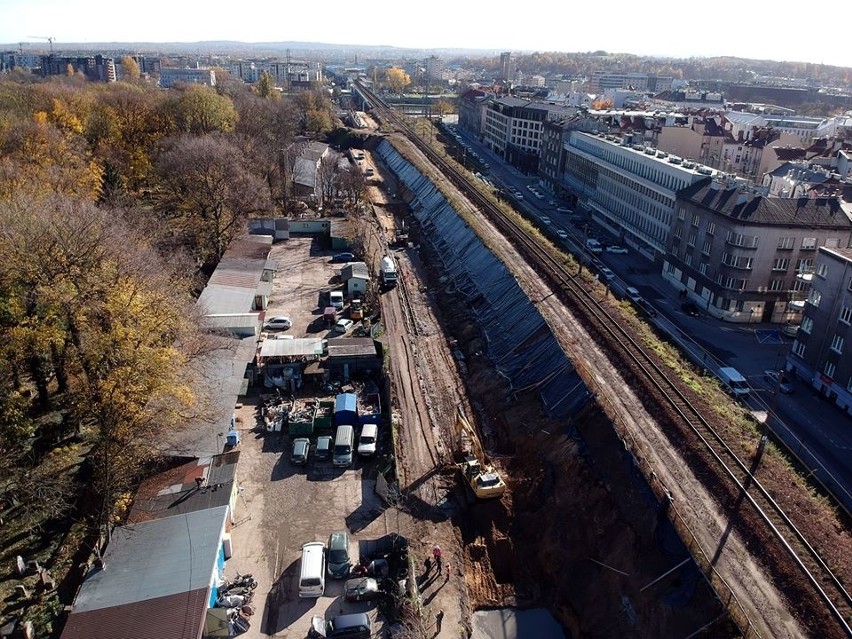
[445,563,451,582]
[424,556,432,574]
[432,544,442,571]
[435,609,444,635]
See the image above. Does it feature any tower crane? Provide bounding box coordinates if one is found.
[27,36,55,53]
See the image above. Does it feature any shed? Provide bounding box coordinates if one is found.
[334,392,358,426]
[326,338,381,377]
[60,506,229,639]
[340,261,370,296]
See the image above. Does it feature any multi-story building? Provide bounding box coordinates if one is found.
[666,179,852,323]
[40,54,116,82]
[499,52,512,83]
[554,131,712,258]
[160,67,216,88]
[424,56,445,85]
[788,246,852,414]
[457,88,491,140]
[226,59,322,87]
[590,71,673,94]
[483,97,574,174]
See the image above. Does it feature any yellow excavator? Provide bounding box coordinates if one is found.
[454,408,506,500]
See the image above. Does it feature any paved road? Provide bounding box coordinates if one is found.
[452,126,852,513]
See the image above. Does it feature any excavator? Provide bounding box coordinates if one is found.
[454,408,506,500]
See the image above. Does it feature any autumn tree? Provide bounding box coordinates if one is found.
[256,71,276,99]
[120,55,141,81]
[433,99,454,116]
[0,195,208,532]
[337,162,367,206]
[316,152,341,207]
[386,67,411,94]
[154,133,273,265]
[165,84,238,135]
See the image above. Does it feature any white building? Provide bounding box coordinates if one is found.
[160,67,216,88]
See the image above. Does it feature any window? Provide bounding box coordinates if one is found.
[687,232,697,247]
[807,290,822,306]
[840,306,852,325]
[825,238,840,249]
[707,222,716,235]
[801,316,813,334]
[673,224,682,239]
[816,263,829,278]
[792,340,806,357]
[692,213,700,227]
[796,258,814,274]
[777,237,795,250]
[769,279,786,291]
[684,253,693,266]
[801,237,817,250]
[824,361,836,379]
[702,239,713,256]
[772,258,790,271]
[699,262,709,275]
[678,207,686,220]
[831,334,844,354]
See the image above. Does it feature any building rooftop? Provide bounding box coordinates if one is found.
[61,506,228,639]
[341,262,370,280]
[821,246,852,263]
[680,178,852,227]
[326,337,378,358]
[197,235,273,315]
[127,452,239,524]
[259,337,325,359]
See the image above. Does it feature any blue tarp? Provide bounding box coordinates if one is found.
[378,140,590,420]
[334,392,358,425]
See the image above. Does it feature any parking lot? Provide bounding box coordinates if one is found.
[227,237,392,638]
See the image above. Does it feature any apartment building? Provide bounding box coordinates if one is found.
[589,71,673,94]
[40,54,116,82]
[483,97,574,174]
[788,246,852,414]
[555,132,711,258]
[160,67,216,88]
[666,180,852,323]
[457,88,491,139]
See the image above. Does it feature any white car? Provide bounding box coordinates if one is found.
[606,245,629,254]
[556,207,573,214]
[334,318,354,334]
[265,316,292,330]
[599,267,615,281]
[625,287,642,302]
[556,229,568,239]
[540,216,551,225]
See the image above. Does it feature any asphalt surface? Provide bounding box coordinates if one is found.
[452,126,852,514]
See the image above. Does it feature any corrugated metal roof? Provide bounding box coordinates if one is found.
[341,262,370,280]
[259,337,325,358]
[197,285,258,315]
[69,506,227,616]
[205,313,262,330]
[326,338,377,358]
[61,589,209,639]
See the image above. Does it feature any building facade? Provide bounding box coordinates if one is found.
[160,67,216,88]
[788,247,852,414]
[666,180,852,323]
[556,131,711,259]
[40,54,116,82]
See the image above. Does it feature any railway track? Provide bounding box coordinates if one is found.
[355,83,852,637]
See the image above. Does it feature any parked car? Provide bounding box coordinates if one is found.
[265,316,292,330]
[764,369,794,393]
[344,577,380,602]
[606,245,629,254]
[681,301,701,317]
[331,252,355,263]
[334,318,354,334]
[315,435,333,461]
[556,229,568,239]
[556,206,573,214]
[625,286,642,302]
[599,267,615,282]
[540,216,551,225]
[291,438,310,465]
[327,531,352,579]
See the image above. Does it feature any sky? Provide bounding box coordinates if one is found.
[1,0,850,69]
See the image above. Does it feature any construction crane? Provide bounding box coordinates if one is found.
[454,407,506,500]
[27,36,55,53]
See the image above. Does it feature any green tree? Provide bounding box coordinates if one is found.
[167,85,238,135]
[257,71,275,99]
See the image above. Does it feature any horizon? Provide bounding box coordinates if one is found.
[2,0,851,69]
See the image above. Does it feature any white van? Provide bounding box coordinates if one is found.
[719,366,750,399]
[333,424,355,468]
[299,541,326,598]
[357,423,378,458]
[329,290,344,310]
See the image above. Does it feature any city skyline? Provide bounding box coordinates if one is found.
[2,0,851,69]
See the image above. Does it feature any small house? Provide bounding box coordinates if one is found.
[340,261,370,296]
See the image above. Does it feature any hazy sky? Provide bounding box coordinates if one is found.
[2,0,850,68]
